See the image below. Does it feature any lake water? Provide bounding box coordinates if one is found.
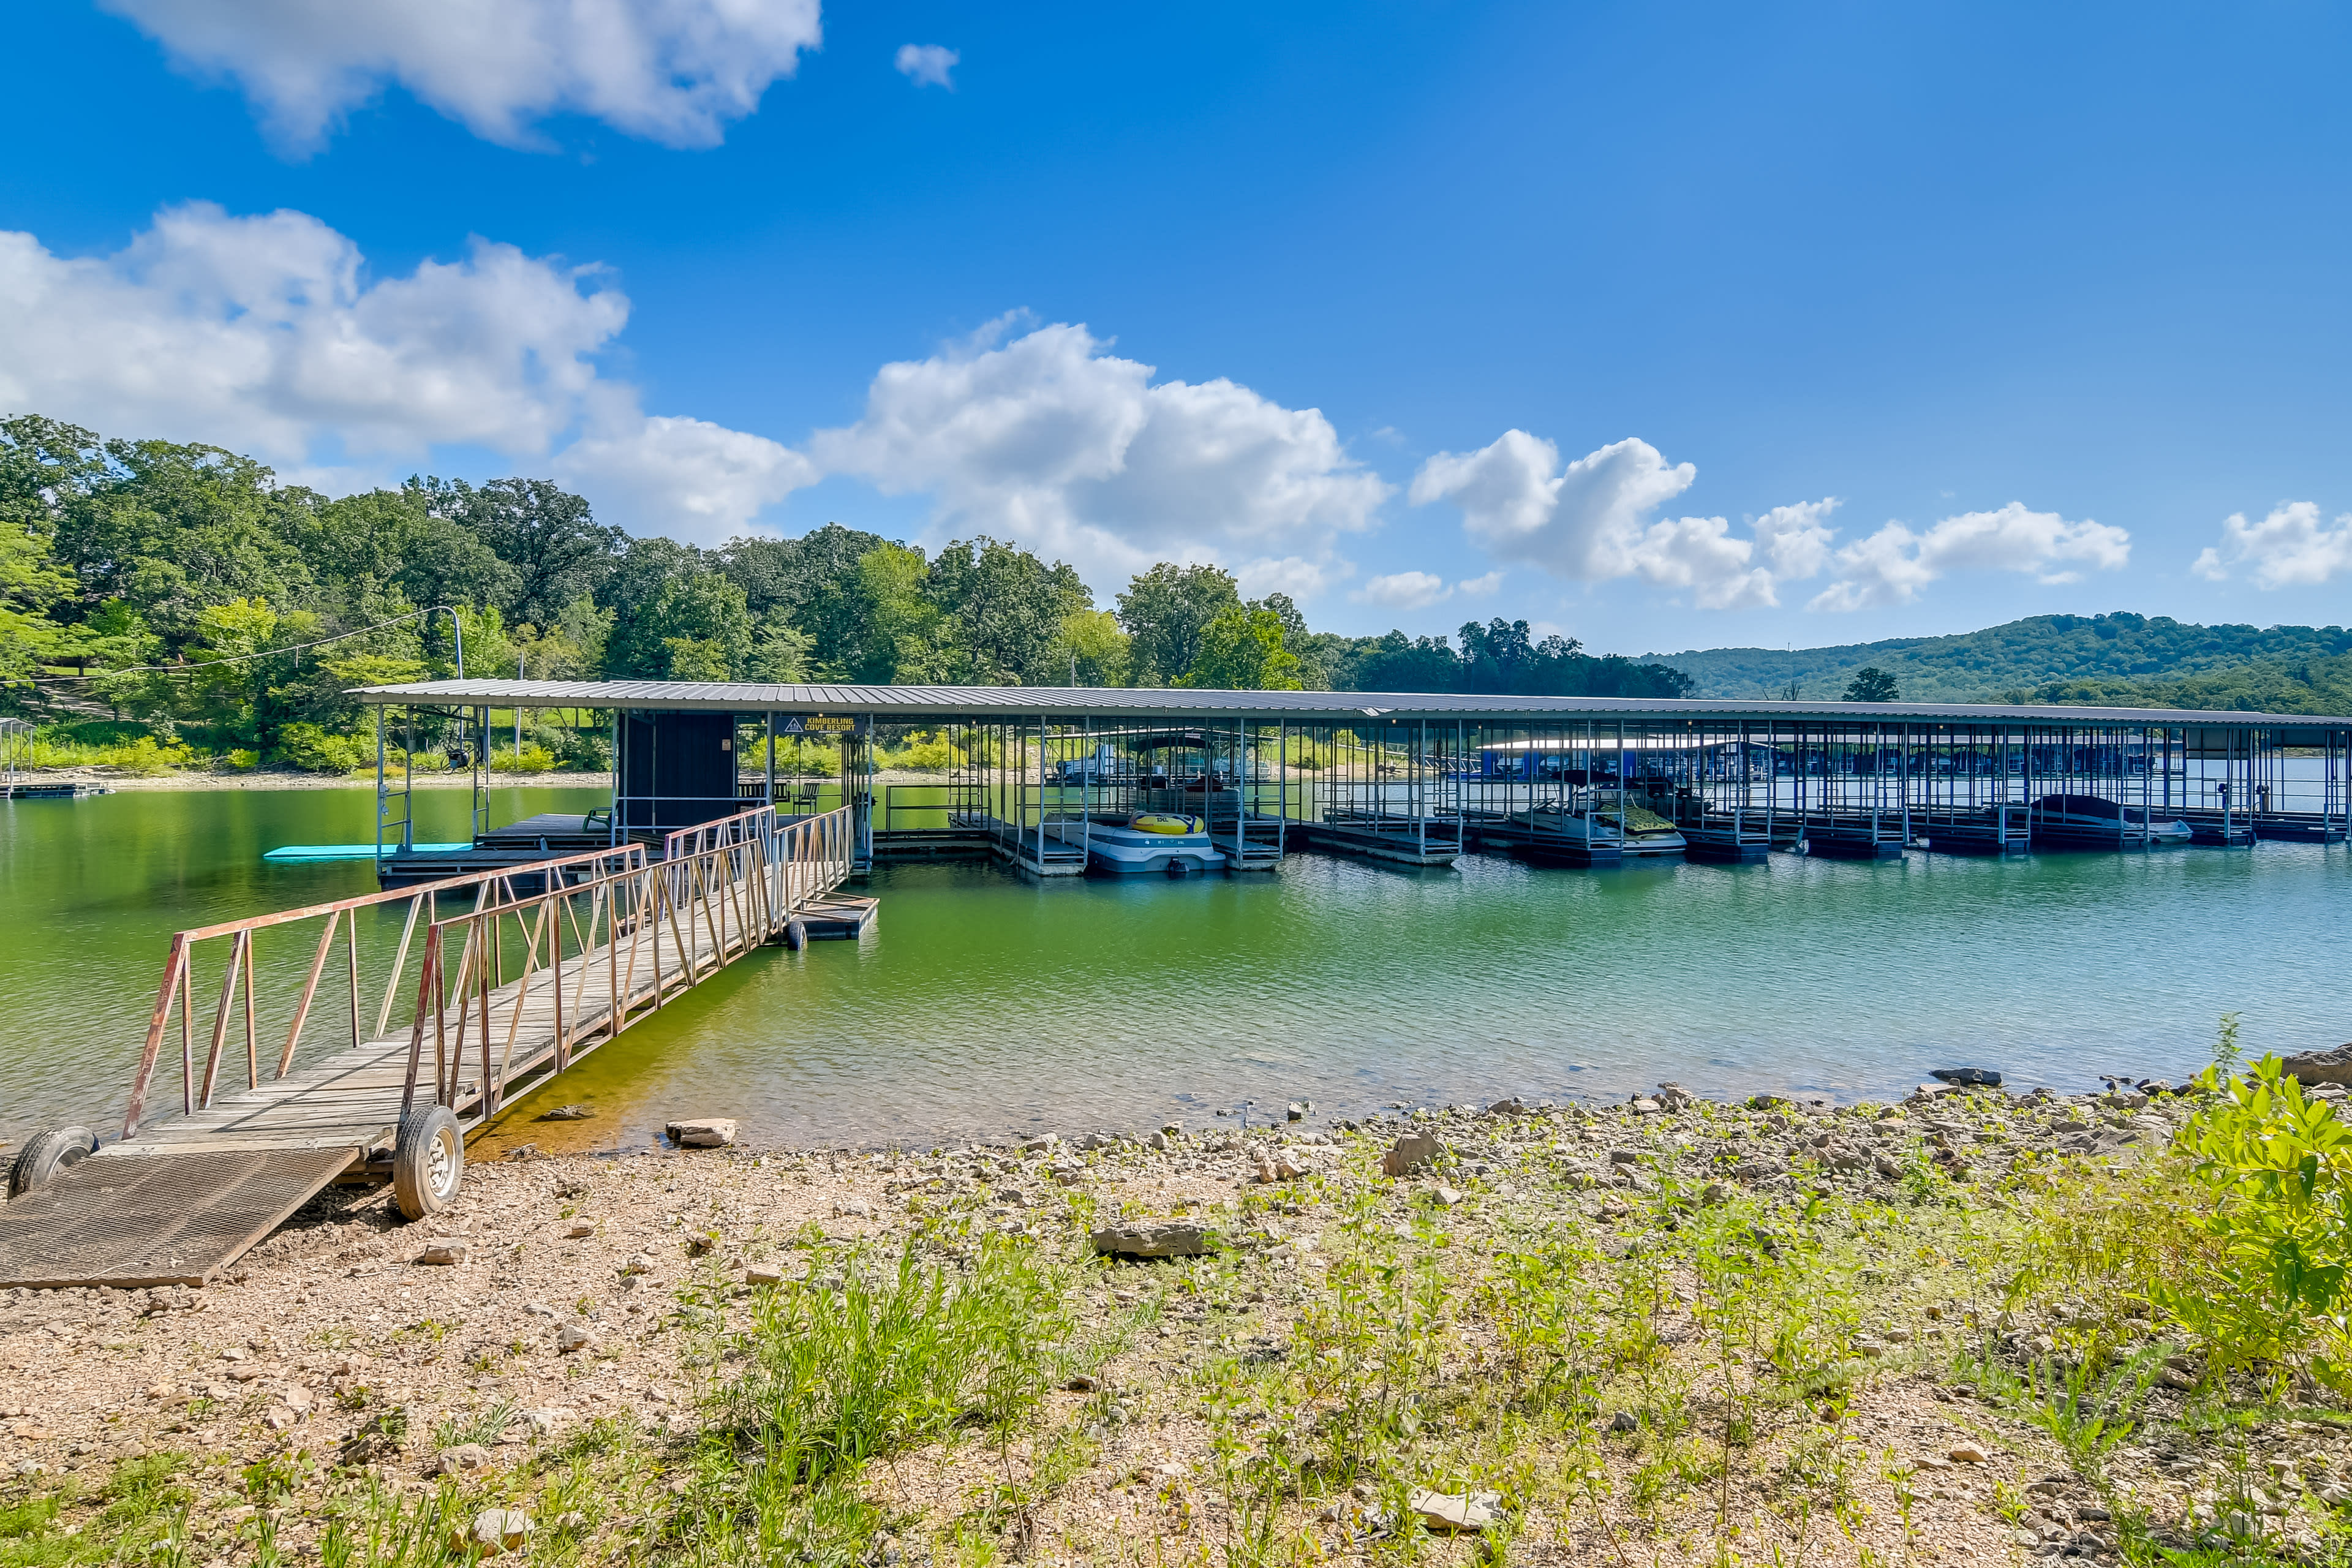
[1,785,2345,1153]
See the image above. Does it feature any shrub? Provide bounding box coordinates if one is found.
[490,744,558,774]
[2157,1030,2352,1391]
[272,723,370,774]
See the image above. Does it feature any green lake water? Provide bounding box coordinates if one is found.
[2,785,2346,1153]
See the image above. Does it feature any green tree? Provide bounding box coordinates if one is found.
[826,544,939,682]
[414,475,624,627]
[0,517,75,705]
[1050,608,1131,686]
[1843,666,1900,702]
[1117,562,1242,686]
[925,537,1091,684]
[1182,604,1302,690]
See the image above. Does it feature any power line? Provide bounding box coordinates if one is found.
[2,605,466,687]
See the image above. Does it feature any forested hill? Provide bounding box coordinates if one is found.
[1650,614,2352,712]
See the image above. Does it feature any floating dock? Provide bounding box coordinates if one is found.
[0,805,856,1289]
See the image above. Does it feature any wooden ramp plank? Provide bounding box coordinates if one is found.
[0,1148,359,1288]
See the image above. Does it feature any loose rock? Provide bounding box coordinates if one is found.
[1090,1219,1210,1259]
[666,1118,737,1148]
[1930,1067,2003,1087]
[2282,1046,2352,1088]
[537,1104,595,1120]
[466,1507,532,1554]
[433,1443,492,1476]
[416,1238,470,1266]
[1381,1130,1442,1177]
[1408,1487,1499,1532]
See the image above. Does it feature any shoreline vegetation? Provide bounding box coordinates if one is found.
[6,1039,2351,1564]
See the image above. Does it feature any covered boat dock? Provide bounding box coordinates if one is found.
[350,680,2352,876]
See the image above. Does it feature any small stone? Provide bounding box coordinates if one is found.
[1874,1154,1903,1178]
[1629,1097,1663,1115]
[434,1443,493,1476]
[619,1253,654,1275]
[537,1104,595,1120]
[467,1507,532,1554]
[522,1407,569,1438]
[566,1220,596,1239]
[1090,1220,1210,1259]
[1381,1131,1442,1177]
[1407,1487,1499,1532]
[1609,1410,1638,1433]
[1286,1101,1308,1121]
[666,1117,737,1148]
[1930,1067,2003,1087]
[1912,1455,1952,1472]
[831,1198,873,1219]
[416,1238,470,1266]
[1147,1131,1172,1152]
[1065,1373,1098,1392]
[1432,1185,1463,1207]
[744,1267,785,1286]
[1488,1096,1529,1116]
[1949,1443,1989,1464]
[556,1322,595,1354]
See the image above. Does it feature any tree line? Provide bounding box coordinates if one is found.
[0,417,1690,766]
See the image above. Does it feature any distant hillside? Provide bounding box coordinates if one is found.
[1649,613,2352,709]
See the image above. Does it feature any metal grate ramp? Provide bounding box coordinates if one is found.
[0,1147,359,1289]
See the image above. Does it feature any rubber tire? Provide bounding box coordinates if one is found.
[783,918,808,951]
[9,1126,97,1199]
[392,1106,464,1221]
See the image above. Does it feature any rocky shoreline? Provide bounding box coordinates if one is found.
[4,1075,2342,1563]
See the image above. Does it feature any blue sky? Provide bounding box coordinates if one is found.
[4,2,2350,655]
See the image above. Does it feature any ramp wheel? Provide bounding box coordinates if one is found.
[9,1126,97,1198]
[783,918,808,951]
[393,1106,464,1220]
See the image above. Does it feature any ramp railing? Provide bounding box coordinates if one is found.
[119,845,648,1138]
[399,805,854,1123]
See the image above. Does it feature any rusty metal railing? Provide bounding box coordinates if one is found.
[119,844,648,1138]
[399,805,855,1124]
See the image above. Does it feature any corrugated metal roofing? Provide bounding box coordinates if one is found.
[349,679,2352,732]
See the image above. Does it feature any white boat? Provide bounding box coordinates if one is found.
[1043,815,1229,876]
[2028,793,2192,849]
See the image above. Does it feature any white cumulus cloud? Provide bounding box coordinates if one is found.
[809,316,1391,593]
[100,0,821,151]
[1357,571,1452,609]
[1353,568,1507,611]
[2191,502,2352,589]
[1408,429,1838,609]
[0,202,807,542]
[894,43,957,88]
[553,399,816,541]
[1808,501,2130,612]
[0,202,625,461]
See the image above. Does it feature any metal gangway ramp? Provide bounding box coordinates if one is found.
[0,805,857,1290]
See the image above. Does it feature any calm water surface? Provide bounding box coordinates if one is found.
[2,786,2345,1152]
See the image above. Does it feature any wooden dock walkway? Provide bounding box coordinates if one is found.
[0,805,856,1290]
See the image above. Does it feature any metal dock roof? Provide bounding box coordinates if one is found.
[351,679,2352,734]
